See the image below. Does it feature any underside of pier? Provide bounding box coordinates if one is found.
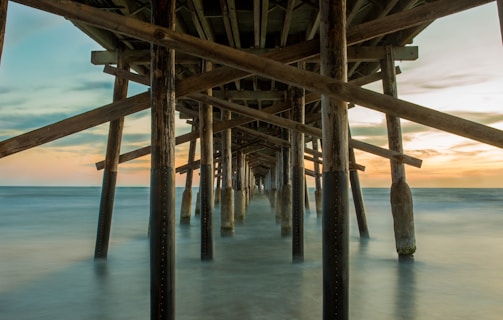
[1,0,503,319]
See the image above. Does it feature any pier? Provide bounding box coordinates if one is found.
[1,1,503,319]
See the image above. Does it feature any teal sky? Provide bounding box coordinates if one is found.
[1,2,503,187]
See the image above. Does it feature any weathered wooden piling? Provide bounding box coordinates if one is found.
[312,138,322,217]
[0,0,7,65]
[304,175,311,213]
[320,0,349,318]
[94,48,129,260]
[291,83,305,262]
[269,165,277,209]
[179,122,197,225]
[349,129,370,239]
[200,61,214,260]
[235,150,246,223]
[220,109,234,237]
[382,46,416,257]
[194,189,201,216]
[149,0,176,318]
[280,126,292,237]
[275,151,282,224]
[214,159,222,207]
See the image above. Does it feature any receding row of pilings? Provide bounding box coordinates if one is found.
[90,20,418,320]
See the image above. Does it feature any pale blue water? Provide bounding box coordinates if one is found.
[1,187,502,319]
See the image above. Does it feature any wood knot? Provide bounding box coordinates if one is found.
[154,29,166,40]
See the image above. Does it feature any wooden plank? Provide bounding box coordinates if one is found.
[227,0,241,48]
[0,92,150,158]
[305,10,320,40]
[187,0,212,41]
[347,46,418,61]
[0,0,7,65]
[14,0,502,149]
[280,0,295,47]
[253,0,260,47]
[260,0,269,48]
[219,0,235,47]
[213,90,286,101]
[103,64,150,86]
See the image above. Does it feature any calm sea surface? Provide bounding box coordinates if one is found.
[0,186,502,319]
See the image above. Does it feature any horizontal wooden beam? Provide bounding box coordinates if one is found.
[103,64,150,86]
[213,90,286,101]
[92,49,200,65]
[347,46,418,61]
[93,46,418,66]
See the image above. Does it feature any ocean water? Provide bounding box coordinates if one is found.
[0,186,502,319]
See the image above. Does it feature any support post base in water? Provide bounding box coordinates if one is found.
[195,191,201,216]
[281,184,292,237]
[220,187,234,237]
[315,189,322,217]
[390,179,416,257]
[179,189,192,225]
[235,190,246,224]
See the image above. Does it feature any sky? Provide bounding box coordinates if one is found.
[0,2,503,187]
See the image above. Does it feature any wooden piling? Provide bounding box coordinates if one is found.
[349,128,370,239]
[195,189,201,216]
[291,84,305,262]
[269,165,277,209]
[382,46,416,257]
[200,60,214,260]
[180,122,197,225]
[320,0,349,319]
[280,126,292,237]
[304,175,311,213]
[235,150,246,223]
[275,151,282,224]
[312,138,322,217]
[94,47,129,260]
[149,0,176,319]
[214,159,222,207]
[0,0,7,65]
[220,109,234,237]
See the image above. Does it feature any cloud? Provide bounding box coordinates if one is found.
[4,3,65,47]
[0,112,71,133]
[71,81,114,92]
